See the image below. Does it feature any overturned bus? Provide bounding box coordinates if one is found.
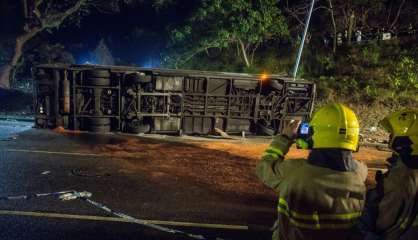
[33,64,315,135]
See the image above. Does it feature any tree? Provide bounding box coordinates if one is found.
[166,0,288,69]
[283,0,414,52]
[0,0,172,89]
[13,43,75,89]
[1,0,84,88]
[283,0,350,52]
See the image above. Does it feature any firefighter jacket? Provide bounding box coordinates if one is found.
[360,155,418,240]
[256,135,368,240]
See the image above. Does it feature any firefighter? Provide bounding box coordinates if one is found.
[356,109,418,240]
[256,103,368,240]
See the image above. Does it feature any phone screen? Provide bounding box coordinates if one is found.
[299,122,310,135]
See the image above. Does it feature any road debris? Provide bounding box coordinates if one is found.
[0,190,80,201]
[53,126,82,136]
[41,171,51,175]
[0,190,218,240]
[58,191,92,201]
[213,128,233,139]
[71,169,111,178]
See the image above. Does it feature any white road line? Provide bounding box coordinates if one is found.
[4,149,103,157]
[0,210,248,230]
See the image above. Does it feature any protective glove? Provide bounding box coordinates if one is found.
[281,119,301,140]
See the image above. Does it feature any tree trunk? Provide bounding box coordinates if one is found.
[0,65,13,88]
[0,28,40,89]
[347,11,355,45]
[327,0,337,53]
[238,38,250,68]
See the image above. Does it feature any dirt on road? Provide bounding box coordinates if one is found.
[195,140,391,162]
[91,136,392,198]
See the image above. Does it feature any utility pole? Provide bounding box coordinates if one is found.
[292,0,316,80]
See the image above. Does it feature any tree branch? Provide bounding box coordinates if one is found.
[32,0,46,27]
[43,0,54,16]
[327,0,337,53]
[284,7,305,27]
[313,6,332,13]
[250,42,260,65]
[386,1,393,27]
[176,42,220,68]
[237,38,250,67]
[34,0,45,9]
[22,0,28,18]
[41,0,90,29]
[285,3,333,29]
[389,0,406,30]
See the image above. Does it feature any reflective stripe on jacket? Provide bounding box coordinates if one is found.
[256,135,368,240]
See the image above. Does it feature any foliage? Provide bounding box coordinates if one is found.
[28,43,75,64]
[163,0,417,108]
[305,41,417,106]
[12,43,75,89]
[3,0,417,111]
[165,0,288,68]
[390,56,418,91]
[26,0,164,30]
[254,45,294,75]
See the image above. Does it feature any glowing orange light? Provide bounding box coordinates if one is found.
[260,74,268,81]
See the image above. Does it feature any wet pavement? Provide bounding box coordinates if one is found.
[0,120,274,240]
[0,119,391,239]
[0,119,32,141]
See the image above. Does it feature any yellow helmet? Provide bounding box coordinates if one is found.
[379,109,418,156]
[309,103,360,151]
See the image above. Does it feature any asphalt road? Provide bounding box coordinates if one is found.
[0,120,275,240]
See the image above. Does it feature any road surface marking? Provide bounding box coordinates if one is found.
[4,149,103,157]
[0,210,249,230]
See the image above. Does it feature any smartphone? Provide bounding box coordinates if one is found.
[298,122,310,136]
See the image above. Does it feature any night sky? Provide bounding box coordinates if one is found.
[57,1,195,66]
[0,0,196,67]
